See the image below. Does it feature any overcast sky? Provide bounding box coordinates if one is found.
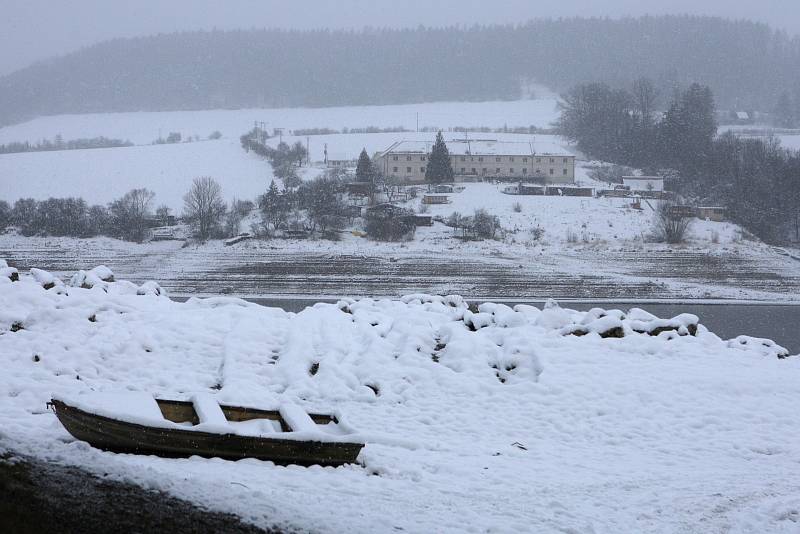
[2,0,797,75]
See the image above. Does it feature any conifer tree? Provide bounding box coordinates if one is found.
[355,148,374,183]
[425,131,454,184]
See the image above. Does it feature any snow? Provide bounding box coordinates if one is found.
[0,99,561,146]
[0,138,272,212]
[2,265,800,532]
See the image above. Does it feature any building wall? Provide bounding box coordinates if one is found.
[376,152,575,184]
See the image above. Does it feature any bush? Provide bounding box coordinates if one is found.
[530,226,545,241]
[512,202,522,213]
[472,209,501,239]
[365,213,416,241]
[208,131,222,140]
[653,202,692,244]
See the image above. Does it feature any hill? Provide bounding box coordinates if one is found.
[0,16,798,125]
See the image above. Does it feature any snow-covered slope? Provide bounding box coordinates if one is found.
[0,138,271,210]
[2,266,798,533]
[0,99,561,146]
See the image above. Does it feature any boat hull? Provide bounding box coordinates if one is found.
[50,400,363,467]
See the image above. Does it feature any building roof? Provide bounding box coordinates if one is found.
[377,138,572,158]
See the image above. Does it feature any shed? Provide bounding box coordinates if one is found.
[697,206,727,222]
[422,194,450,205]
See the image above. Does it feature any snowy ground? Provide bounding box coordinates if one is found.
[718,124,800,152]
[0,98,561,146]
[0,138,271,211]
[1,267,799,533]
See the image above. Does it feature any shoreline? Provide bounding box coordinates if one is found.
[0,451,286,534]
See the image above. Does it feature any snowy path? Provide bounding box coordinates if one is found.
[2,269,800,532]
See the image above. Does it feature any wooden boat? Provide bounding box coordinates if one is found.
[49,397,364,467]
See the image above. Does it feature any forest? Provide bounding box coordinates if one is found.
[1,15,799,125]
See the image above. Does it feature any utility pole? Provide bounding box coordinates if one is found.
[416,112,419,133]
[306,136,310,166]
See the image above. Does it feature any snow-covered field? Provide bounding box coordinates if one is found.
[0,139,271,211]
[0,98,561,146]
[2,266,799,533]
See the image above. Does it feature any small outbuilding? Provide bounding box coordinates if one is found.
[422,194,450,205]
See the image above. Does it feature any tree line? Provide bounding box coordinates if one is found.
[0,135,133,155]
[559,80,800,243]
[3,16,800,125]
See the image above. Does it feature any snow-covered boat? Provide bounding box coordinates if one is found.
[49,394,364,467]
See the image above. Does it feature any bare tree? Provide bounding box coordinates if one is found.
[109,188,155,242]
[183,177,227,240]
[653,202,692,244]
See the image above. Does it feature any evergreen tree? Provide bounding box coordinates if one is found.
[425,132,454,184]
[259,180,289,230]
[355,148,374,183]
[773,91,796,128]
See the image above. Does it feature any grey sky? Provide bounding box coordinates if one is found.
[2,0,797,75]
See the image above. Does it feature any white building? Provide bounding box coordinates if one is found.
[374,137,576,184]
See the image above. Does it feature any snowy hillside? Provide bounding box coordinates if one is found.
[1,266,799,533]
[0,99,563,210]
[0,138,271,211]
[0,99,561,146]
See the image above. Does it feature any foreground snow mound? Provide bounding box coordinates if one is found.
[1,268,799,533]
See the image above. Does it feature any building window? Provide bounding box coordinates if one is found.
[550,158,555,163]
[461,167,466,173]
[511,157,515,162]
[496,157,501,163]
[461,156,466,162]
[392,155,398,161]
[563,158,569,164]
[471,168,476,173]
[407,156,412,161]
[510,168,515,174]
[478,157,484,162]
[496,168,501,174]
[536,158,541,163]
[549,168,554,175]
[563,168,568,175]
[407,167,412,173]
[421,156,426,161]
[522,168,528,174]
[393,167,398,173]
[420,167,425,173]
[536,169,541,174]
[523,157,528,163]
[482,168,488,175]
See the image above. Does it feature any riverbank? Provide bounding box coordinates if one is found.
[3,234,800,302]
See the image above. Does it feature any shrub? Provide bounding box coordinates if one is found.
[512,202,522,213]
[472,209,501,239]
[653,202,692,244]
[365,212,416,241]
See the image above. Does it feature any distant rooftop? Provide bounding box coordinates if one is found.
[377,137,572,158]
